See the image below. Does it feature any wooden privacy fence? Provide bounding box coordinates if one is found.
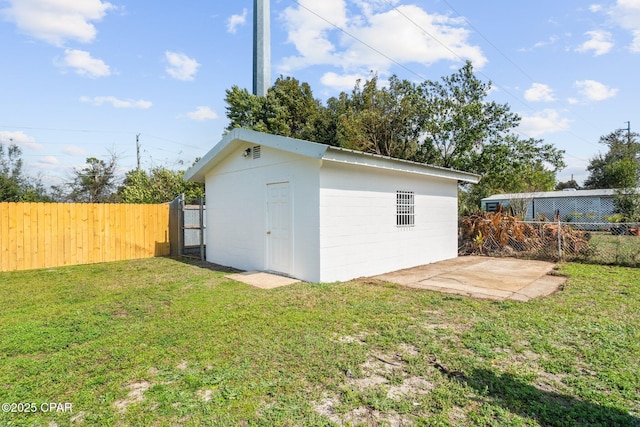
[0,202,170,272]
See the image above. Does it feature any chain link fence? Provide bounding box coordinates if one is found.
[459,219,640,267]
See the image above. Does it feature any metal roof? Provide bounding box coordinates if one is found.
[185,128,480,184]
[481,189,620,202]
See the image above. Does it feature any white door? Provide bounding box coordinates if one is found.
[266,182,292,275]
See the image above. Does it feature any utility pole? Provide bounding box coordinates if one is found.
[624,121,631,145]
[253,0,271,96]
[136,133,141,170]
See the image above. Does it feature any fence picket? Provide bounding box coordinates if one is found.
[15,203,25,270]
[36,203,45,268]
[0,203,9,271]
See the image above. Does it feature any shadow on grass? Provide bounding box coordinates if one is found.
[169,256,241,273]
[464,368,639,426]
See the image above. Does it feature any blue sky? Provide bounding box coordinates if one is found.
[1,0,639,187]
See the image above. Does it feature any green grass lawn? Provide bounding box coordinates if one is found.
[584,233,640,267]
[1,258,638,426]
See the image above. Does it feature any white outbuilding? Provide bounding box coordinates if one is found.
[185,129,480,283]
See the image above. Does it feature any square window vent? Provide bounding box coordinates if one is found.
[252,145,261,159]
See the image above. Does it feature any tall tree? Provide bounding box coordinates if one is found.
[119,167,204,204]
[330,74,423,159]
[463,135,565,211]
[584,129,640,220]
[556,179,580,190]
[0,142,23,201]
[66,154,119,202]
[225,76,329,142]
[0,142,50,202]
[417,61,520,170]
[224,86,267,132]
[584,129,640,189]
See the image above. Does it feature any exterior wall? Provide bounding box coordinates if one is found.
[318,161,459,282]
[482,196,616,222]
[204,143,320,281]
[532,196,615,222]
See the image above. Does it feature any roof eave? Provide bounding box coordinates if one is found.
[323,146,481,184]
[185,128,481,184]
[184,128,329,182]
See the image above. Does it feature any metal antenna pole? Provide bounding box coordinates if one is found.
[136,133,141,170]
[253,0,271,96]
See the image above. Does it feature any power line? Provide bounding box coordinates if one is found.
[0,124,134,134]
[374,0,537,113]
[0,124,210,156]
[392,1,604,152]
[290,0,538,115]
[287,0,600,171]
[289,0,428,81]
[438,0,537,84]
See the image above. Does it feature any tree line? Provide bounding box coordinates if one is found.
[2,60,638,217]
[225,61,639,218]
[0,147,203,204]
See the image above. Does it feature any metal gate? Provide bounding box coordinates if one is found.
[169,194,206,260]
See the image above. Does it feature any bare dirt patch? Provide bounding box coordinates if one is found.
[397,343,419,357]
[197,389,213,402]
[70,411,86,424]
[535,370,567,393]
[351,374,389,390]
[334,331,369,345]
[314,396,341,424]
[315,398,412,427]
[387,376,434,400]
[113,381,150,413]
[313,344,438,425]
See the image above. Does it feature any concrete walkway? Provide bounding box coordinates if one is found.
[372,256,566,301]
[225,271,300,289]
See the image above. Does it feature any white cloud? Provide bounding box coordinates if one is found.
[320,72,367,91]
[186,106,218,121]
[57,49,111,78]
[519,36,559,52]
[279,1,486,78]
[80,96,152,109]
[589,4,604,12]
[39,156,59,165]
[519,109,571,137]
[352,0,400,17]
[280,0,348,72]
[0,0,113,46]
[610,0,640,52]
[631,29,640,52]
[524,83,557,102]
[576,30,614,56]
[534,36,559,49]
[0,130,42,150]
[164,51,200,81]
[63,145,87,156]
[227,8,247,34]
[575,79,618,101]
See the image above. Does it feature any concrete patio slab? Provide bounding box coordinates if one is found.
[372,256,566,301]
[226,271,300,289]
